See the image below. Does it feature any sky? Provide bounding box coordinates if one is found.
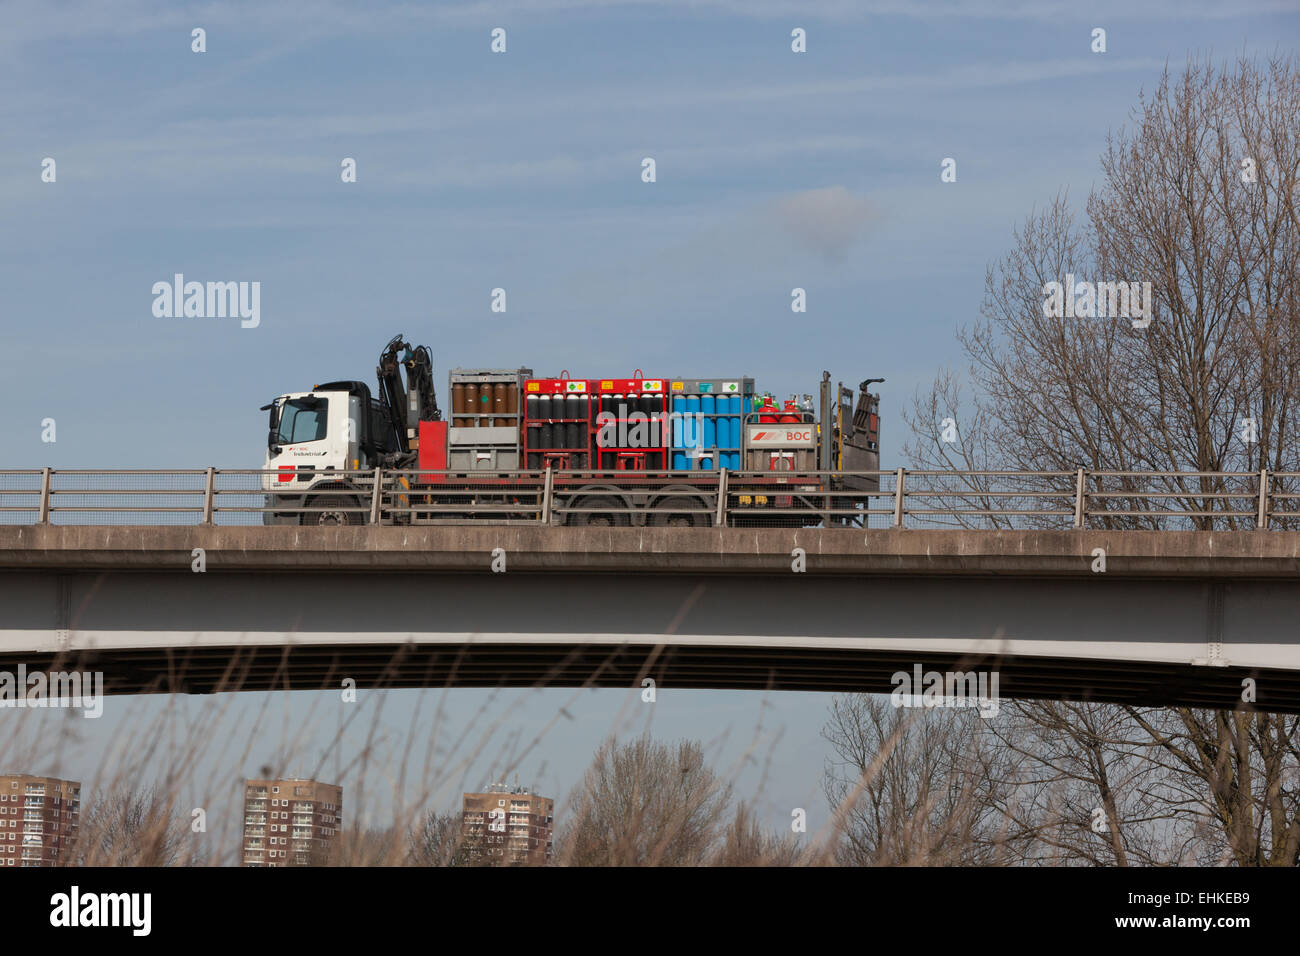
[1,0,1297,853]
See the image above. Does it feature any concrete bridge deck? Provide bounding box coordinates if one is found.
[2,525,1299,576]
[1,527,1297,712]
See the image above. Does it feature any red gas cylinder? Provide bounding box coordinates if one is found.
[779,399,801,424]
[757,395,779,423]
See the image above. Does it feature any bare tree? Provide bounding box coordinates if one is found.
[903,54,1300,866]
[332,824,403,866]
[75,787,189,867]
[558,736,732,866]
[987,702,1201,866]
[407,810,468,866]
[711,800,805,866]
[822,695,1025,865]
[906,54,1299,530]
[1118,707,1300,865]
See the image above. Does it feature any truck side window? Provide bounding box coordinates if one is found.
[277,399,329,444]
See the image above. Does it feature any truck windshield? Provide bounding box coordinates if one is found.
[276,398,328,444]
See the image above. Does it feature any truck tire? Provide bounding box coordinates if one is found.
[649,497,708,527]
[303,494,363,526]
[567,496,628,527]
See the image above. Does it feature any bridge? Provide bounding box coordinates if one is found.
[2,515,1299,713]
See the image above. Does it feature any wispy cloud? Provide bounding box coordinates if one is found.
[1,0,1291,52]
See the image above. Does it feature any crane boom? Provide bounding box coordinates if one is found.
[376,335,441,456]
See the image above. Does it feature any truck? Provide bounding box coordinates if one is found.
[259,334,882,527]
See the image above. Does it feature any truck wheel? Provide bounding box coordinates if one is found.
[568,496,628,527]
[303,495,363,526]
[649,498,708,527]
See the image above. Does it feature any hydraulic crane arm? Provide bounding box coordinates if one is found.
[377,334,441,455]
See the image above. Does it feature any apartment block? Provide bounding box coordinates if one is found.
[0,774,81,867]
[242,778,342,867]
[462,785,554,865]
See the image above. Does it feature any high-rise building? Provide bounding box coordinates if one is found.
[0,773,80,867]
[461,785,554,865]
[241,778,342,867]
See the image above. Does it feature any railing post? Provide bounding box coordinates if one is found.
[892,468,905,528]
[716,468,728,528]
[1257,467,1269,530]
[38,467,51,525]
[202,467,216,525]
[542,467,554,524]
[1073,468,1086,529]
[370,468,383,525]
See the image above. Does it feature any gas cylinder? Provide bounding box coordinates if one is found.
[758,394,779,424]
[701,394,716,448]
[451,383,466,427]
[728,395,743,447]
[684,394,700,450]
[493,383,507,420]
[780,399,801,424]
[565,394,581,449]
[464,384,479,426]
[573,398,588,466]
[526,425,541,471]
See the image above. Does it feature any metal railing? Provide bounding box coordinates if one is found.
[1,467,1296,530]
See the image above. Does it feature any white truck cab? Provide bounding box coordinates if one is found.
[261,389,368,523]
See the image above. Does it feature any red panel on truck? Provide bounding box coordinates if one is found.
[418,420,448,477]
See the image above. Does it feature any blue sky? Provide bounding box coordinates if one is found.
[2,1,1297,849]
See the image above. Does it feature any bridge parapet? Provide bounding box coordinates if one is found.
[1,525,1298,577]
